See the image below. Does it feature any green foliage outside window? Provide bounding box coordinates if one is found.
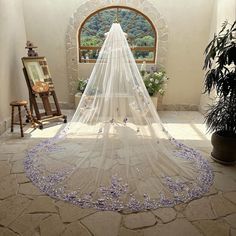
[80,7,156,62]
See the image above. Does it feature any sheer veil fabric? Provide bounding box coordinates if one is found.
[25,23,213,212]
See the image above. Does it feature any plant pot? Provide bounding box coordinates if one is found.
[211,131,236,165]
[74,92,82,109]
[150,96,158,110]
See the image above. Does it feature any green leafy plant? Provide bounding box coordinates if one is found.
[203,20,236,135]
[143,71,169,96]
[77,78,88,93]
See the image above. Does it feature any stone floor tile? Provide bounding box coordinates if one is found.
[184,197,216,221]
[123,212,156,229]
[56,201,96,222]
[118,227,144,236]
[62,221,91,236]
[198,147,213,155]
[31,232,41,236]
[224,213,236,229]
[40,214,65,236]
[231,228,236,236]
[193,219,230,236]
[18,183,44,196]
[11,160,25,174]
[223,191,236,205]
[0,153,12,161]
[25,196,57,213]
[0,161,11,178]
[177,212,185,218]
[212,164,236,181]
[214,172,236,192]
[203,185,218,196]
[11,152,26,161]
[16,173,30,184]
[0,144,28,154]
[143,219,201,236]
[142,225,162,236]
[152,207,177,223]
[81,211,121,236]
[210,194,236,217]
[0,175,18,200]
[0,195,32,226]
[174,203,187,212]
[9,213,49,236]
[0,111,236,236]
[0,227,18,236]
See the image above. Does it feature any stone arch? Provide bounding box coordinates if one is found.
[66,0,168,102]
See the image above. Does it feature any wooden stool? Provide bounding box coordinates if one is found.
[10,100,35,137]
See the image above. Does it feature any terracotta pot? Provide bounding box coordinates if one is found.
[211,131,236,165]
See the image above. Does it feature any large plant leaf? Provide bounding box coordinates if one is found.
[203,20,236,134]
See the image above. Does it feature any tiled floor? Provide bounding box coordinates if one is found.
[0,111,235,236]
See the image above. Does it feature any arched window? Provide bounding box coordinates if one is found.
[78,6,157,63]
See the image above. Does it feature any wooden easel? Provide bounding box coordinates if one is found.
[22,56,67,129]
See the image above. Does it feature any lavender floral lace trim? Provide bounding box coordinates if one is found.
[24,135,214,212]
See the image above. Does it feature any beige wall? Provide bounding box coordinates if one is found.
[199,0,236,113]
[22,0,215,109]
[216,0,236,30]
[153,0,213,107]
[22,0,85,105]
[0,0,28,134]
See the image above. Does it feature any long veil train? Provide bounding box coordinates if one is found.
[25,23,213,212]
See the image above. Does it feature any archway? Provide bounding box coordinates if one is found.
[65,0,168,103]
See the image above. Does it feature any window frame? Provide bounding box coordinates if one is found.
[78,6,157,64]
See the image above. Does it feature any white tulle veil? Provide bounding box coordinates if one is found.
[25,23,213,212]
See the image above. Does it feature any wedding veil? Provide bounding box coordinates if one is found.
[25,23,213,212]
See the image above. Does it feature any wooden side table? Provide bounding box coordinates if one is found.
[10,100,35,137]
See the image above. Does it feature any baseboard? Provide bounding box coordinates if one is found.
[0,117,11,135]
[50,102,199,112]
[0,110,26,136]
[157,104,199,111]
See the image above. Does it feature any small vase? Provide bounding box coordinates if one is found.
[74,92,82,109]
[150,95,158,110]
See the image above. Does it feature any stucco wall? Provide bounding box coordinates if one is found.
[22,0,84,108]
[151,0,213,109]
[0,0,28,134]
[215,0,236,30]
[22,0,214,109]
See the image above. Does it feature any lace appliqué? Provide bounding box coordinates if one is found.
[24,137,213,212]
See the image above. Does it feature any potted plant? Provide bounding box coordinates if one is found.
[143,71,168,96]
[142,70,169,108]
[203,20,236,164]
